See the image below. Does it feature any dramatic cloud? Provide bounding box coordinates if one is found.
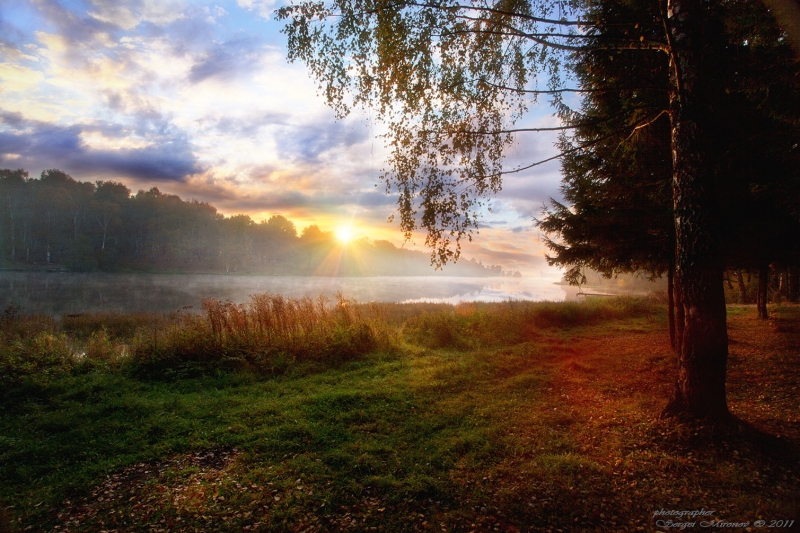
[188,39,263,83]
[275,118,371,165]
[0,113,203,181]
[0,0,566,274]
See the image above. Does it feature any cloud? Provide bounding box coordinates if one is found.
[0,112,203,182]
[188,39,263,84]
[0,111,25,128]
[472,244,540,264]
[87,0,187,30]
[31,0,120,61]
[1,0,563,271]
[275,118,371,165]
[211,110,291,138]
[101,89,169,131]
[203,5,229,24]
[0,62,46,93]
[0,15,30,56]
[236,0,278,20]
[355,189,397,207]
[495,167,564,218]
[87,4,140,30]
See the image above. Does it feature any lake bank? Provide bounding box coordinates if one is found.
[0,272,568,316]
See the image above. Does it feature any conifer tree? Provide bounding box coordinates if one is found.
[278,0,800,421]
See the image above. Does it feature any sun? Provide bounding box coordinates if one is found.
[335,226,355,243]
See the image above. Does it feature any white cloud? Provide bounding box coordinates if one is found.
[236,0,279,20]
[204,5,229,23]
[87,0,187,30]
[0,63,45,93]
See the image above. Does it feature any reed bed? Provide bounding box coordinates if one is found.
[403,296,657,349]
[1,293,401,383]
[129,292,397,378]
[1,295,655,384]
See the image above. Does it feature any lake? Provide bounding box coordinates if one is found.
[0,272,574,316]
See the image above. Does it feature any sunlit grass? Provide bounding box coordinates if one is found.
[1,299,798,531]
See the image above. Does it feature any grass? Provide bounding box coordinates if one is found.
[1,297,798,531]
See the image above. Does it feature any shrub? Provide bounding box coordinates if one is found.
[0,331,75,387]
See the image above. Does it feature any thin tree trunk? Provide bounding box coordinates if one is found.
[675,271,685,356]
[668,265,676,350]
[9,201,17,262]
[736,270,748,304]
[757,264,769,320]
[662,0,729,422]
[789,266,799,303]
[73,210,79,241]
[778,268,788,300]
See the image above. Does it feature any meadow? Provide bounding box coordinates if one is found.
[1,296,798,532]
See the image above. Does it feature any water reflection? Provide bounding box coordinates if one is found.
[0,272,569,316]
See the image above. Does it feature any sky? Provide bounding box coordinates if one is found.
[0,0,566,276]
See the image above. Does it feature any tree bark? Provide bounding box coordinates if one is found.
[778,269,788,301]
[8,199,16,262]
[757,264,769,319]
[668,264,676,350]
[662,0,730,422]
[736,270,748,304]
[789,266,799,303]
[675,269,685,356]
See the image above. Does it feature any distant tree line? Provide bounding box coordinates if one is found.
[0,168,515,277]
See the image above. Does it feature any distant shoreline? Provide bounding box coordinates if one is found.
[0,266,523,278]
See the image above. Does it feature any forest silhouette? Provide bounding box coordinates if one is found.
[0,168,515,277]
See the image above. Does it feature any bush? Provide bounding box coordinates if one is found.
[0,331,75,387]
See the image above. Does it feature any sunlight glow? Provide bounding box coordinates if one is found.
[336,226,354,243]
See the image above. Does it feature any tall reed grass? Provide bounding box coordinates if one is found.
[129,293,397,378]
[1,295,656,384]
[0,302,67,386]
[404,297,656,350]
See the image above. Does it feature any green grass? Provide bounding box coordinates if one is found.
[1,298,798,531]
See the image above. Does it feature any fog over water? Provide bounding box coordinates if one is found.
[1,272,569,316]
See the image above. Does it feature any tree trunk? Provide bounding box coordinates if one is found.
[736,270,748,304]
[73,210,79,241]
[789,266,799,303]
[778,268,788,301]
[662,0,729,422]
[675,271,685,356]
[9,203,16,262]
[757,264,769,319]
[668,265,676,350]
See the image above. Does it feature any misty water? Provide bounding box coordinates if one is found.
[1,272,573,316]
